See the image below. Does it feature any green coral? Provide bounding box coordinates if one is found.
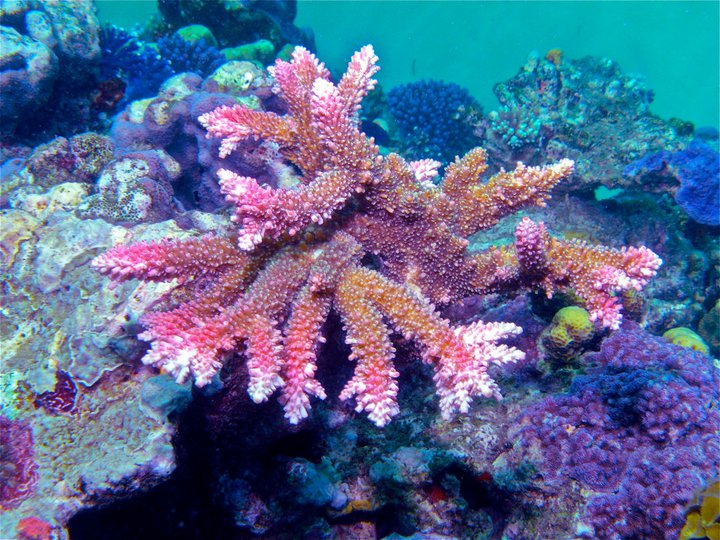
[221,39,275,65]
[207,61,263,94]
[175,24,218,48]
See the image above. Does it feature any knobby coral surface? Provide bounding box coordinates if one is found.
[93,46,661,427]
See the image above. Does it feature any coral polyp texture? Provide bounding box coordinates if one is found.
[93,46,662,427]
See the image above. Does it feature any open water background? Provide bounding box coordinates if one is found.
[96,0,719,128]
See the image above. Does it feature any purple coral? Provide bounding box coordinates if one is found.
[0,416,39,510]
[505,322,719,539]
[108,68,279,213]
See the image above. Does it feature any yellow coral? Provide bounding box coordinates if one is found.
[663,327,710,355]
[336,499,375,515]
[556,306,594,336]
[680,479,720,540]
[541,306,596,362]
[208,61,265,93]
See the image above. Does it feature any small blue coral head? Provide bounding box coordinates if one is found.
[673,140,720,226]
[157,34,226,78]
[387,79,481,163]
[99,24,174,101]
[624,140,720,226]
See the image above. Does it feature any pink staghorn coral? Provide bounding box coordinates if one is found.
[93,46,662,427]
[510,217,662,329]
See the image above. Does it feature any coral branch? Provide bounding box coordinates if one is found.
[514,217,549,277]
[92,235,245,282]
[198,106,294,158]
[217,166,367,250]
[270,46,331,111]
[408,158,442,185]
[336,267,523,422]
[337,45,379,118]
[470,218,662,329]
[336,270,400,427]
[280,286,332,423]
[444,151,575,235]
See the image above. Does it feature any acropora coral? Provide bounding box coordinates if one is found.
[93,46,661,427]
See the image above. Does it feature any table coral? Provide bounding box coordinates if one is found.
[94,46,661,427]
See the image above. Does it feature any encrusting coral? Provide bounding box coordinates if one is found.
[93,46,662,427]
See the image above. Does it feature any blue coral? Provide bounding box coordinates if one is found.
[99,25,174,101]
[570,367,670,427]
[99,26,228,103]
[157,34,226,78]
[387,79,480,163]
[673,140,720,226]
[624,140,720,226]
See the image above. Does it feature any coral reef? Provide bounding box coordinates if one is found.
[0,25,58,137]
[0,0,101,140]
[108,65,277,212]
[0,11,714,535]
[93,46,661,429]
[0,202,209,538]
[480,51,684,192]
[0,132,113,208]
[155,0,314,51]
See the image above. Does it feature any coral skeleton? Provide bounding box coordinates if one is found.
[93,46,661,426]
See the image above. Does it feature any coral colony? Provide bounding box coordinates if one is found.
[93,46,662,427]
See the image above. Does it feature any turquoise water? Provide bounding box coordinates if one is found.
[97,0,720,127]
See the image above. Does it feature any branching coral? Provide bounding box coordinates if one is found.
[93,46,661,426]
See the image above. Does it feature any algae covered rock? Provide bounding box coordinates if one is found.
[0,26,58,136]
